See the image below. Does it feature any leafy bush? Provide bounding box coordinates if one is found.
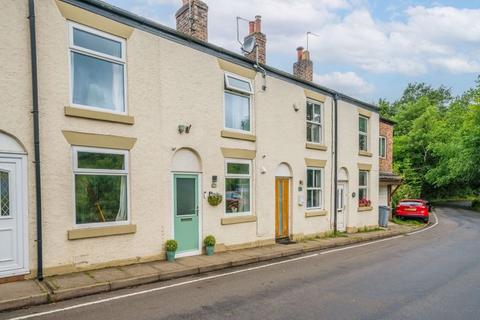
[165,239,178,252]
[203,235,216,247]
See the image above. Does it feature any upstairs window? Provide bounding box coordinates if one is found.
[359,116,369,151]
[306,100,323,144]
[224,73,253,132]
[69,22,126,114]
[379,136,387,158]
[73,147,129,226]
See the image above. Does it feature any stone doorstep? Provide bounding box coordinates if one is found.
[0,223,423,312]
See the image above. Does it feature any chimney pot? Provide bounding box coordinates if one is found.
[249,21,255,34]
[254,15,262,33]
[296,46,304,61]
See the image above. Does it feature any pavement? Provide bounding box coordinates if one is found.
[0,222,419,313]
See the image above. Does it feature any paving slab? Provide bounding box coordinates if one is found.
[88,267,131,283]
[45,272,109,302]
[0,280,48,312]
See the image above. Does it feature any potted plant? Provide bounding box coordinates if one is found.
[165,239,178,262]
[203,235,216,256]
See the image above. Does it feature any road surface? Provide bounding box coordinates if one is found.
[2,206,479,320]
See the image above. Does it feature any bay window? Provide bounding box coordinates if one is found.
[73,147,129,226]
[69,22,126,113]
[225,160,251,215]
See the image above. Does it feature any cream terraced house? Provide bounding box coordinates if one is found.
[0,0,383,281]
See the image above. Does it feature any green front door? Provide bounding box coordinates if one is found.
[174,174,199,254]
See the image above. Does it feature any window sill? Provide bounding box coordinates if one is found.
[221,215,257,225]
[358,206,373,212]
[306,143,328,151]
[358,150,373,157]
[65,106,135,125]
[305,210,328,218]
[68,224,137,240]
[221,130,256,142]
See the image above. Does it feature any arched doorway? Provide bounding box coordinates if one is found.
[275,163,292,240]
[337,167,349,232]
[0,131,28,278]
[171,148,202,257]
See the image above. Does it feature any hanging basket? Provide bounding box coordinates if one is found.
[208,192,223,206]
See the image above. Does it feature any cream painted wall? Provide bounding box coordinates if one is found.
[0,0,38,276]
[1,0,380,276]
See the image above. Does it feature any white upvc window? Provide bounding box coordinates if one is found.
[224,73,253,133]
[306,100,324,144]
[358,170,369,205]
[72,147,130,228]
[225,159,252,215]
[359,116,369,151]
[379,136,387,158]
[69,22,127,114]
[306,168,323,209]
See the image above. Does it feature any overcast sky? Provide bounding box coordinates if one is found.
[104,0,480,103]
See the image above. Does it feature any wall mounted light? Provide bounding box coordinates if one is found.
[293,104,300,112]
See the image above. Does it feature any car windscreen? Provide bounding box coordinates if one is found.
[399,201,422,206]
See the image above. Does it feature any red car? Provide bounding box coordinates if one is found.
[394,199,430,223]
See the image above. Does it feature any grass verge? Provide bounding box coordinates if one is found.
[392,216,424,226]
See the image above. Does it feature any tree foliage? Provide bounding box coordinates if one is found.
[381,78,480,201]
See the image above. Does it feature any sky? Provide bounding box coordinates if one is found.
[104,0,480,103]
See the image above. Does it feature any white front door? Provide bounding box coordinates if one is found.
[337,184,347,232]
[0,156,28,277]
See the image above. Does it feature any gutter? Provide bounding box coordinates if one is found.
[28,0,44,281]
[333,94,339,234]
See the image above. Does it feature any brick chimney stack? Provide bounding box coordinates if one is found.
[293,46,313,82]
[175,0,208,42]
[244,15,266,64]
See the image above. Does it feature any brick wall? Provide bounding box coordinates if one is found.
[379,120,393,172]
[293,47,313,82]
[175,0,208,42]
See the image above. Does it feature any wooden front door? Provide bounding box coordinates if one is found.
[275,178,290,239]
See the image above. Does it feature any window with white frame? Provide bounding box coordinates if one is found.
[358,170,369,206]
[379,136,387,158]
[225,160,251,214]
[306,100,323,144]
[69,22,126,113]
[73,147,129,226]
[359,116,369,151]
[224,73,253,132]
[306,168,323,209]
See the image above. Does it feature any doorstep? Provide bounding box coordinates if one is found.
[0,221,424,312]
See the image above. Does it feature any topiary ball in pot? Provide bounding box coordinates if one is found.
[203,235,216,256]
[165,239,178,262]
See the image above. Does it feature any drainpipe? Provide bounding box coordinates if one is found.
[28,0,43,281]
[333,94,339,235]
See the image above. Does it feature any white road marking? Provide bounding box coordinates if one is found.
[319,235,405,255]
[5,215,441,320]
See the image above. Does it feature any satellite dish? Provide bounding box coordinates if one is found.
[241,34,257,54]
